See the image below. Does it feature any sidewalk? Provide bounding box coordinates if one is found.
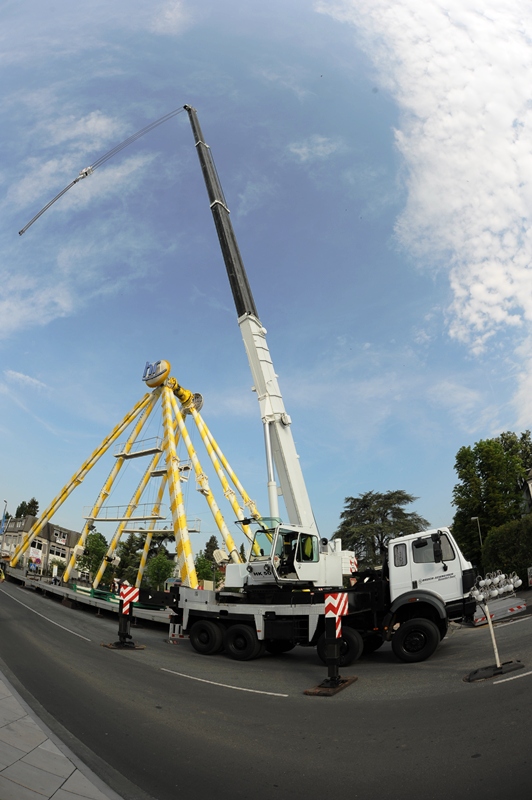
[0,670,123,800]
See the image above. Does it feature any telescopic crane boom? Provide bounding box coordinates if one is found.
[184,105,316,531]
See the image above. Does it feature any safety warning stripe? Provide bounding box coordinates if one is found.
[324,592,349,618]
[120,585,140,615]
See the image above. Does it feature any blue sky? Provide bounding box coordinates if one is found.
[2,0,532,552]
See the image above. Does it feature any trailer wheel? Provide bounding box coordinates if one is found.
[362,633,384,654]
[224,624,263,661]
[265,640,296,655]
[317,627,363,667]
[189,620,224,655]
[391,618,440,663]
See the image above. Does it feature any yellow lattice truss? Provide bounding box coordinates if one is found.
[10,368,261,589]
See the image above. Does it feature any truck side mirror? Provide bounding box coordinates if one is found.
[430,534,447,570]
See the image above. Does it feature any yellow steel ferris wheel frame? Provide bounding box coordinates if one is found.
[10,364,261,590]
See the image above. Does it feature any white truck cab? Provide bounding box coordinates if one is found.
[388,527,474,609]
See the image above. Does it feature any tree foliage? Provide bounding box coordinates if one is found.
[482,514,532,584]
[204,535,219,561]
[334,490,430,568]
[194,548,224,586]
[145,552,175,590]
[76,531,109,580]
[116,533,142,584]
[15,497,39,518]
[452,431,531,568]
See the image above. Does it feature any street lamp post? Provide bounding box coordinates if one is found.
[0,500,8,559]
[471,516,483,547]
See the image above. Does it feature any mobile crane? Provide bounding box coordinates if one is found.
[16,104,477,663]
[166,107,477,663]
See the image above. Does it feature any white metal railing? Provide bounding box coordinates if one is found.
[83,503,168,522]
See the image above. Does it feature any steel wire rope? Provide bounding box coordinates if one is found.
[18,106,185,235]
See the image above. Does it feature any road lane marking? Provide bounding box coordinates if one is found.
[494,669,532,685]
[161,668,288,697]
[0,586,92,642]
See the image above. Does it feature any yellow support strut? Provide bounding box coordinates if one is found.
[169,389,240,564]
[10,393,154,568]
[135,470,172,589]
[191,408,256,544]
[92,432,167,589]
[63,388,161,583]
[161,385,198,588]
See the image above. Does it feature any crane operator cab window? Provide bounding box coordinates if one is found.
[274,529,319,576]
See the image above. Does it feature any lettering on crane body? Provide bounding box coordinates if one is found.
[142,360,171,387]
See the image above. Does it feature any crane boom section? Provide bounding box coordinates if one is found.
[184,105,316,531]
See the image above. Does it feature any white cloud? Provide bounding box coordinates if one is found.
[4,371,48,391]
[258,68,312,101]
[315,0,532,415]
[150,0,191,35]
[236,177,275,217]
[43,110,126,151]
[288,134,344,163]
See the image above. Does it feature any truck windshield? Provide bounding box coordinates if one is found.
[249,529,275,561]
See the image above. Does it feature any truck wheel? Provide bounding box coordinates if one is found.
[391,618,440,663]
[362,633,384,654]
[189,620,224,655]
[317,627,363,667]
[265,640,296,655]
[224,624,263,661]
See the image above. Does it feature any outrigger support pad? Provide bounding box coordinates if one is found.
[464,660,524,682]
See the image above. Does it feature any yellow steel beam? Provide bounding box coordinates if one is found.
[63,389,161,582]
[170,391,240,564]
[191,408,254,548]
[161,385,198,588]
[11,393,154,568]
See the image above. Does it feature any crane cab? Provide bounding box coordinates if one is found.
[225,518,344,589]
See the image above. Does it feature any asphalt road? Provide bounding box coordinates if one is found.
[0,580,531,800]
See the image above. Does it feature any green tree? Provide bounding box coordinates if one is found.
[452,435,527,568]
[76,531,109,581]
[334,490,429,568]
[482,514,532,584]
[204,535,219,561]
[145,552,175,591]
[15,498,39,518]
[116,533,142,584]
[194,549,223,586]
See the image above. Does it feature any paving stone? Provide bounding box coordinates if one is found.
[0,773,48,800]
[0,737,28,769]
[0,696,27,726]
[22,746,75,779]
[3,760,65,796]
[52,791,101,800]
[0,679,12,700]
[60,770,110,800]
[37,740,62,757]
[0,718,48,753]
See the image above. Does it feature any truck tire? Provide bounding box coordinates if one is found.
[189,620,224,655]
[362,633,384,654]
[224,624,263,661]
[317,627,363,667]
[391,618,440,663]
[265,640,296,655]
